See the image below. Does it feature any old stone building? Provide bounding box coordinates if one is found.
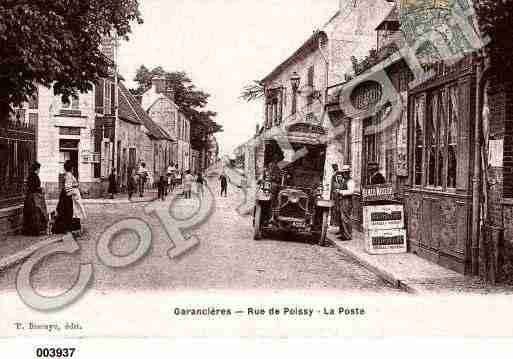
[141,76,190,174]
[36,84,101,199]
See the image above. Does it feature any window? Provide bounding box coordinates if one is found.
[95,79,104,113]
[413,95,425,186]
[363,103,395,185]
[104,81,112,115]
[265,88,283,128]
[177,116,182,140]
[111,83,116,115]
[307,66,314,106]
[412,86,459,190]
[447,86,458,188]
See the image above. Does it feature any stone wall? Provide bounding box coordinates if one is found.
[484,80,513,283]
[0,205,23,238]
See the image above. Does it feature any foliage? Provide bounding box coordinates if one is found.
[132,65,222,137]
[473,0,513,72]
[240,81,264,102]
[0,0,143,118]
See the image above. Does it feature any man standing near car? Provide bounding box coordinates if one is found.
[330,163,344,232]
[337,164,354,241]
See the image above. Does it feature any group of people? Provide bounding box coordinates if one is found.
[23,160,87,237]
[107,162,151,201]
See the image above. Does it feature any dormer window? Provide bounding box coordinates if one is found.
[375,5,400,50]
[265,87,283,128]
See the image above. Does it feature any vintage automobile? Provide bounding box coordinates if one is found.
[253,135,334,245]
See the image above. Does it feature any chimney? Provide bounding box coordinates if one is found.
[152,75,167,94]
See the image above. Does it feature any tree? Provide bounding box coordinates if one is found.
[132,65,223,135]
[0,0,143,121]
[240,81,264,102]
[473,0,513,74]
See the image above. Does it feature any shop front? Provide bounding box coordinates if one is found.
[405,56,476,274]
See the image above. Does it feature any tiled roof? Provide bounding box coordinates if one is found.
[118,82,173,141]
[261,31,328,84]
[118,84,142,125]
[376,5,399,29]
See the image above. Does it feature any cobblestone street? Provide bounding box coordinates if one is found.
[0,177,398,294]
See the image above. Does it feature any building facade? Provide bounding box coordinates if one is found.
[141,76,190,174]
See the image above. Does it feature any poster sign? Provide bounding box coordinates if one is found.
[488,139,504,167]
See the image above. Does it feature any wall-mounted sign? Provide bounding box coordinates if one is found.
[488,139,503,168]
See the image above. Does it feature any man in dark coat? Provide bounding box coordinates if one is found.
[220,173,228,197]
[108,168,117,199]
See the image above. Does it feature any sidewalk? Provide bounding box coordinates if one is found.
[0,234,63,272]
[0,190,168,272]
[327,229,513,294]
[46,190,161,206]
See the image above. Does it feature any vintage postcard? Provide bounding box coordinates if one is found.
[1,0,513,350]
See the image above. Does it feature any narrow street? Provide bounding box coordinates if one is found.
[0,176,398,294]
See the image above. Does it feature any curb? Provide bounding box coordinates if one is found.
[0,236,64,272]
[46,197,160,206]
[326,235,419,294]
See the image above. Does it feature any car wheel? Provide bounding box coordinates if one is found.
[254,202,263,241]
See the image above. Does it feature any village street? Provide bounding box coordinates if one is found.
[0,175,398,295]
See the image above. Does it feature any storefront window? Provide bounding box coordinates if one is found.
[413,95,425,186]
[447,86,458,188]
[412,86,459,190]
[363,103,395,186]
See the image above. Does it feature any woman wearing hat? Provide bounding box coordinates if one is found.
[22,161,49,236]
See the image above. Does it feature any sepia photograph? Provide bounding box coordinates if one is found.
[1,0,513,344]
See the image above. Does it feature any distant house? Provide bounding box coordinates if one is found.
[141,76,190,173]
[119,81,173,183]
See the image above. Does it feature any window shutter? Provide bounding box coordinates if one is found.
[111,83,116,115]
[308,66,314,86]
[95,79,104,113]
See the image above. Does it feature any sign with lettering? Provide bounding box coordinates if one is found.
[488,139,504,168]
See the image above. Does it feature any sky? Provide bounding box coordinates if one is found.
[118,0,340,156]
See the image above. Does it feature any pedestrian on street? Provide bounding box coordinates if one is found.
[330,163,344,231]
[54,160,86,237]
[108,168,118,199]
[157,175,167,201]
[196,172,207,197]
[137,162,148,197]
[336,164,354,241]
[22,161,48,236]
[220,172,228,197]
[167,163,175,192]
[183,170,194,199]
[127,168,137,201]
[173,164,181,189]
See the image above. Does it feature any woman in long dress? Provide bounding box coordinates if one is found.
[22,161,48,236]
[54,160,87,235]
